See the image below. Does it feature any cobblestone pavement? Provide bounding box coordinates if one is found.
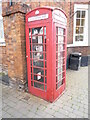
[0,67,88,118]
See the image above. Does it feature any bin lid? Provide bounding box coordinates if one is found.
[70,52,82,57]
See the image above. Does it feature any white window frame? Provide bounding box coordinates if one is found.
[67,4,88,47]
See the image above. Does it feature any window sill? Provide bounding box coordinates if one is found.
[67,43,88,47]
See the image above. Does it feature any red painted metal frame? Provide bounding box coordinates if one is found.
[26,7,67,102]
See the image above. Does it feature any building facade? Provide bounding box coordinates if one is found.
[0,1,90,89]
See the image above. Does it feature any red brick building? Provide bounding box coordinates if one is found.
[0,1,90,89]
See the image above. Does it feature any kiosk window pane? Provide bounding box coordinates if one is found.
[44,27,46,35]
[32,36,43,44]
[34,82,44,90]
[32,27,43,35]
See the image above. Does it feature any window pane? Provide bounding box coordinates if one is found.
[75,35,83,41]
[32,44,43,53]
[34,82,44,90]
[44,27,46,35]
[33,59,44,67]
[58,28,64,35]
[76,27,84,34]
[76,27,79,34]
[79,27,84,34]
[82,11,85,18]
[56,27,58,34]
[34,75,44,83]
[76,19,80,26]
[29,28,31,36]
[32,27,43,35]
[32,36,43,44]
[76,11,80,18]
[79,35,83,41]
[81,19,85,26]
[58,36,64,44]
[75,36,79,41]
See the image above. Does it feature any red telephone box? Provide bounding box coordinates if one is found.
[26,7,67,102]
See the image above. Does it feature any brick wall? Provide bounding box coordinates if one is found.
[1,3,29,89]
[67,46,90,56]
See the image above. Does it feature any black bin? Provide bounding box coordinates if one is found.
[69,52,82,70]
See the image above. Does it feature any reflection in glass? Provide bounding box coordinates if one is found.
[34,82,44,90]
[75,35,83,41]
[82,11,85,18]
[32,27,43,35]
[32,44,43,52]
[76,19,80,26]
[32,36,43,44]
[29,28,31,36]
[44,27,46,35]
[81,19,85,26]
[77,11,80,18]
[58,28,64,35]
[33,60,44,67]
[34,75,44,83]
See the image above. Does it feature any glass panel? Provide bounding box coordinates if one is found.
[76,19,80,26]
[33,68,44,75]
[45,53,46,60]
[58,36,64,43]
[33,59,44,67]
[45,61,47,67]
[44,36,46,41]
[31,74,32,79]
[56,27,58,35]
[45,77,47,83]
[34,75,44,83]
[29,28,31,36]
[30,60,32,66]
[81,19,85,26]
[79,35,83,41]
[34,82,44,90]
[45,70,47,76]
[31,81,33,86]
[82,11,85,18]
[76,11,80,18]
[44,27,46,35]
[75,36,79,41]
[32,27,43,35]
[56,81,63,89]
[58,28,64,35]
[75,35,83,41]
[56,53,58,59]
[31,67,32,73]
[32,36,43,44]
[79,27,84,34]
[76,27,79,34]
[58,45,60,52]
[45,85,47,91]
[76,27,83,34]
[56,36,58,43]
[32,44,43,52]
